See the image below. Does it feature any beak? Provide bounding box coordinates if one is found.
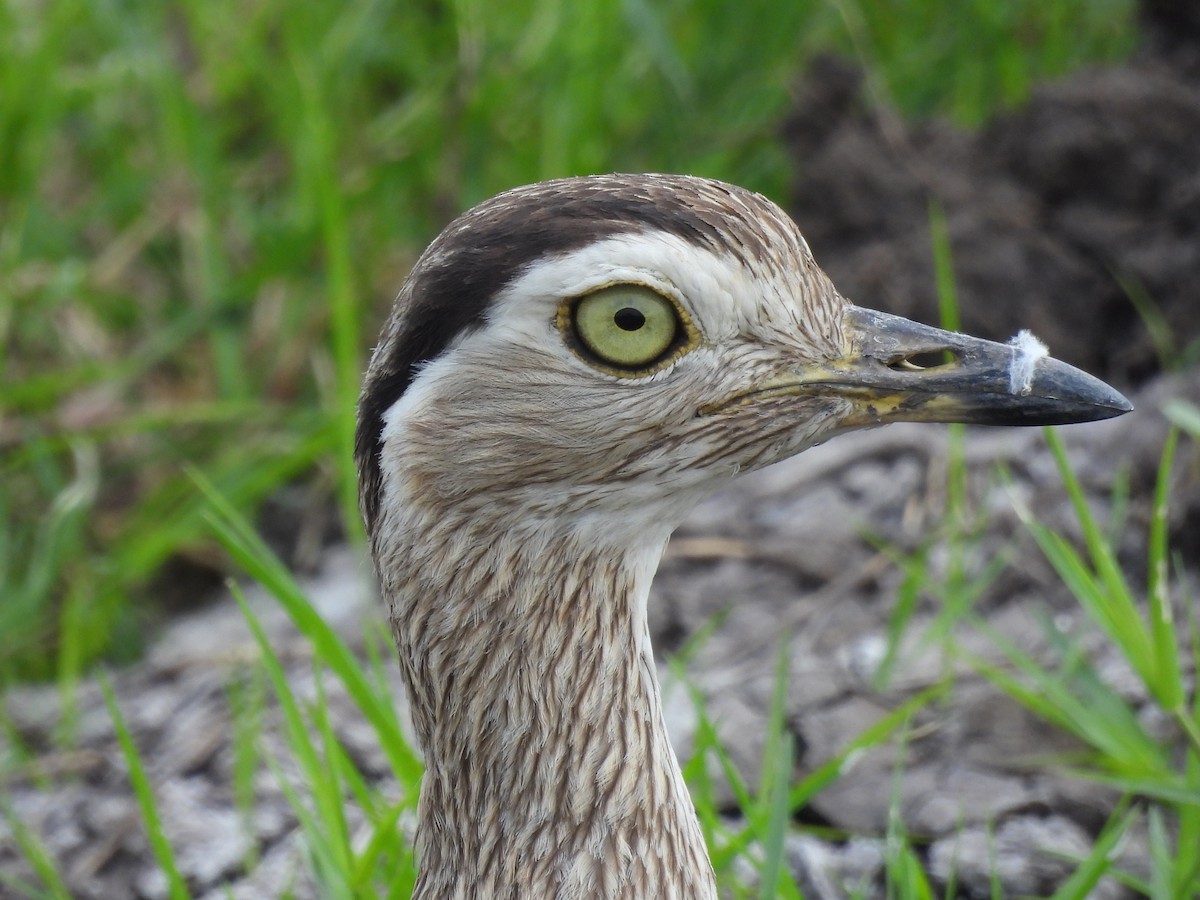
[798,306,1133,427]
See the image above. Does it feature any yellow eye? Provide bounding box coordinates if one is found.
[570,285,682,370]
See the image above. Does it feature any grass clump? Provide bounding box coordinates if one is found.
[976,429,1200,896]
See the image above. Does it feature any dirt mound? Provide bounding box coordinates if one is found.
[782,7,1200,386]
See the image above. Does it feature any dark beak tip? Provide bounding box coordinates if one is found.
[1033,359,1134,424]
[1069,396,1133,424]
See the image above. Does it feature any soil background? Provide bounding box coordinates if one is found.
[2,4,1199,897]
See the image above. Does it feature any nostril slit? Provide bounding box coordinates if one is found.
[888,350,958,371]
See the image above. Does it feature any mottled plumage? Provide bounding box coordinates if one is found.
[356,174,1129,898]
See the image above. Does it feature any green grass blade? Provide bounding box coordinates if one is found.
[232,586,325,789]
[1147,429,1183,710]
[890,843,935,900]
[757,730,798,900]
[100,674,191,900]
[967,625,1165,776]
[789,683,947,810]
[0,793,73,899]
[1164,400,1200,437]
[308,666,354,877]
[1173,751,1200,895]
[1078,774,1200,807]
[353,798,412,894]
[235,589,356,894]
[266,753,353,900]
[1020,433,1161,694]
[226,670,265,872]
[928,199,961,334]
[756,642,798,900]
[193,469,422,785]
[1049,802,1133,899]
[874,544,927,690]
[1043,430,1152,648]
[1147,805,1172,900]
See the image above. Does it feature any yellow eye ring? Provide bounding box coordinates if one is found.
[560,284,694,374]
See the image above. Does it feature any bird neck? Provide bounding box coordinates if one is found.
[376,508,717,899]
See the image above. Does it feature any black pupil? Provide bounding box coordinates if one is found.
[613,307,645,331]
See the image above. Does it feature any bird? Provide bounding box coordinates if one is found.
[354,174,1131,899]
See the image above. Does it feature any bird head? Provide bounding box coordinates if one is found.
[356,175,1130,542]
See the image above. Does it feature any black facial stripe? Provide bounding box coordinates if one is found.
[355,174,784,534]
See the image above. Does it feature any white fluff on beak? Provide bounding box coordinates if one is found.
[1007,329,1049,396]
